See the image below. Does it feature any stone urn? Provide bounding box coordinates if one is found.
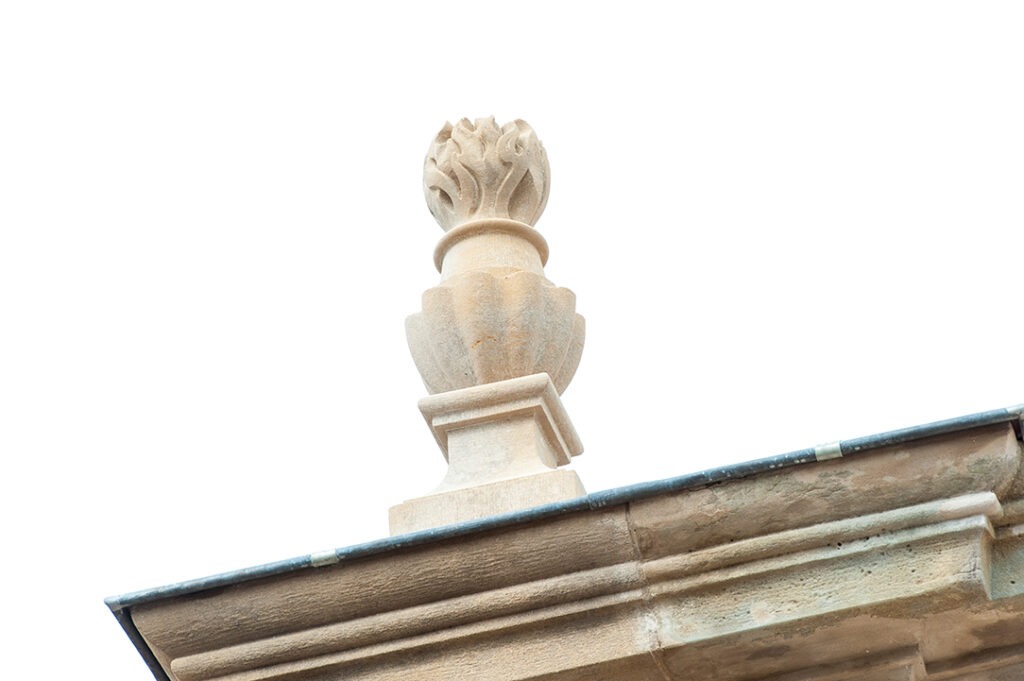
[405,117,585,395]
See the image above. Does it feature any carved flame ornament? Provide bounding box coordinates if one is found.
[424,117,550,230]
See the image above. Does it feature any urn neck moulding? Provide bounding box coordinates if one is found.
[392,118,587,535]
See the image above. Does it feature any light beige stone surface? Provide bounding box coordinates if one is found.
[389,469,586,535]
[405,253,585,395]
[389,373,584,534]
[418,372,583,470]
[399,119,587,531]
[423,118,549,231]
[129,421,1024,681]
[407,118,583,397]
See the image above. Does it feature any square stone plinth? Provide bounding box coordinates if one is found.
[389,373,585,534]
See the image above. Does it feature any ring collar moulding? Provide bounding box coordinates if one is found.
[390,118,587,535]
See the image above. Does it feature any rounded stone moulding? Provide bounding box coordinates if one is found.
[433,217,549,277]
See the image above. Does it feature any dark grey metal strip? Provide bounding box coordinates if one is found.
[840,407,1020,454]
[110,606,171,681]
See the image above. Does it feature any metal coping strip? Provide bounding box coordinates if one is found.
[110,606,171,681]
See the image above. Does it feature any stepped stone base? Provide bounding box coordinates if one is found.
[389,373,585,535]
[389,468,584,535]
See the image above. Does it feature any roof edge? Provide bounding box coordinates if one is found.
[107,402,1023,614]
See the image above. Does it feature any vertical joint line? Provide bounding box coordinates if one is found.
[814,442,844,461]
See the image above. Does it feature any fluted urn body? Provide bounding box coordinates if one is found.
[407,118,584,395]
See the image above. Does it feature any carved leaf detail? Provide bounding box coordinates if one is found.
[424,117,550,230]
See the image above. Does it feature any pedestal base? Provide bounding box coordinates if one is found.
[389,373,585,535]
[389,468,585,535]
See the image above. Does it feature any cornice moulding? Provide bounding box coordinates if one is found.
[118,417,1024,681]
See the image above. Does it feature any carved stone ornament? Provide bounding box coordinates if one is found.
[407,117,584,395]
[424,117,550,230]
[393,118,587,534]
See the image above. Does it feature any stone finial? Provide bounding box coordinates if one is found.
[390,118,587,535]
[406,118,584,396]
[424,117,550,230]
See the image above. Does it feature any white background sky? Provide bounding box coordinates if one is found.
[2,2,1022,678]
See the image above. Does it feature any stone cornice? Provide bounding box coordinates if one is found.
[113,415,1024,681]
[108,406,1023,611]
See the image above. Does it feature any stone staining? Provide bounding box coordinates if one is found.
[391,118,587,535]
